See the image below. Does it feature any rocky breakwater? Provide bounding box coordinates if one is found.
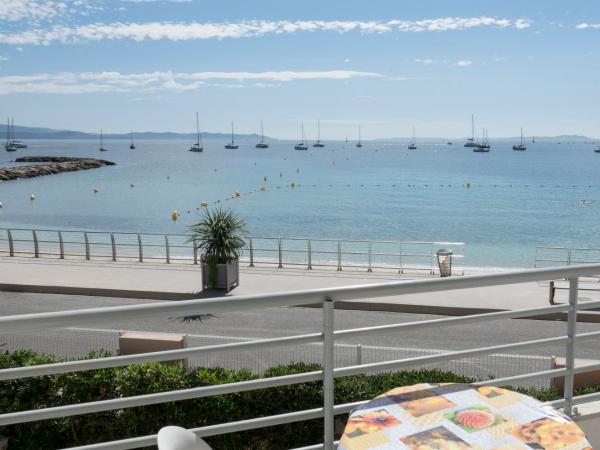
[0,157,115,181]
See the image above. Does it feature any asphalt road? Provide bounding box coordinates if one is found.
[2,291,599,387]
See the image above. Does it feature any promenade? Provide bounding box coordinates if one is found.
[2,257,598,318]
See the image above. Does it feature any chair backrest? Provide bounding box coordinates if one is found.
[157,426,212,450]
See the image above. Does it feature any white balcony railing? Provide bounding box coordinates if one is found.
[1,264,600,449]
[0,227,465,275]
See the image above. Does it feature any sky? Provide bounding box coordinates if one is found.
[0,0,599,139]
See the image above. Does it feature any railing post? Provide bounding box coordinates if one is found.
[249,238,254,267]
[307,239,313,270]
[323,297,335,450]
[430,243,435,275]
[563,277,579,417]
[337,241,342,271]
[32,230,39,257]
[399,243,404,274]
[356,344,362,365]
[84,232,90,260]
[165,236,170,264]
[58,231,64,259]
[367,242,373,272]
[567,248,573,266]
[110,233,117,262]
[7,229,13,257]
[278,238,283,268]
[137,234,143,262]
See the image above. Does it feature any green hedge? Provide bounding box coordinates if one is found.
[0,349,575,449]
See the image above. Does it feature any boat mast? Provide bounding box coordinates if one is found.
[317,120,321,144]
[5,117,9,144]
[358,126,362,145]
[195,112,200,146]
[520,127,524,146]
[230,122,234,144]
[100,129,103,147]
[11,117,14,142]
[471,114,475,141]
[260,120,265,143]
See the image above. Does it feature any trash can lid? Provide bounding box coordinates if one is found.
[436,249,453,256]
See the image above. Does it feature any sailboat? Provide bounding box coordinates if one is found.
[294,123,308,150]
[513,128,527,151]
[11,119,27,148]
[464,114,478,147]
[129,132,136,149]
[99,129,107,151]
[356,126,363,148]
[473,128,490,152]
[408,125,417,150]
[189,112,203,152]
[255,120,268,148]
[4,117,16,152]
[594,142,600,153]
[313,120,325,147]
[224,122,238,149]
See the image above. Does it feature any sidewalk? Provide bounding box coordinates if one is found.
[1,257,599,319]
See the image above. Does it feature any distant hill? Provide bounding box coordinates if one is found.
[0,124,269,141]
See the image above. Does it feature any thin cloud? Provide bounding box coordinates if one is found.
[0,0,97,24]
[454,59,473,66]
[576,23,600,30]
[0,17,533,45]
[0,69,393,95]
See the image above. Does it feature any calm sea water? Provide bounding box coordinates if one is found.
[1,138,599,268]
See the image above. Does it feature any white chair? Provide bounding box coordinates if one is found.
[157,426,212,450]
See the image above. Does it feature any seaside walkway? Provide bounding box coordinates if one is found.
[2,257,599,318]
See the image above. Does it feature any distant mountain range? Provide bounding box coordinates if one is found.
[0,124,596,142]
[0,124,267,141]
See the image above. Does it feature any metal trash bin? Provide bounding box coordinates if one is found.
[436,249,453,277]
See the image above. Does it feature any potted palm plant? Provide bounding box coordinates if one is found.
[188,208,246,292]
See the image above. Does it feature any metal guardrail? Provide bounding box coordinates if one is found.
[0,227,465,275]
[535,246,600,271]
[1,264,600,449]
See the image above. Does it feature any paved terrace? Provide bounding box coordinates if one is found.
[1,257,599,318]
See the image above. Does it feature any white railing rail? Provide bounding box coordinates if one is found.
[0,227,465,275]
[1,264,600,450]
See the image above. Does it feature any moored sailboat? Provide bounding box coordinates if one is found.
[4,117,16,152]
[408,125,417,150]
[294,123,308,150]
[129,132,136,149]
[473,129,490,152]
[189,112,203,152]
[464,114,478,147]
[225,122,239,149]
[99,129,107,151]
[356,126,363,148]
[255,120,269,148]
[513,128,527,151]
[313,120,325,147]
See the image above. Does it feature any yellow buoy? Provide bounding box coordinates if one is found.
[260,186,267,192]
[235,191,241,197]
[171,210,178,221]
[30,194,35,201]
[201,201,208,207]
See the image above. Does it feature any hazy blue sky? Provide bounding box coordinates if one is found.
[0,0,599,139]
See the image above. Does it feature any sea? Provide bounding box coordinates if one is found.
[1,138,599,270]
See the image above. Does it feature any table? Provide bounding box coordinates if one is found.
[339,383,591,450]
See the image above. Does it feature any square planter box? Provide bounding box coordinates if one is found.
[201,259,239,292]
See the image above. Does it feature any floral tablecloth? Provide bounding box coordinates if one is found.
[339,383,591,450]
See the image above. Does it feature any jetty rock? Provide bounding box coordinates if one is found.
[0,157,115,181]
